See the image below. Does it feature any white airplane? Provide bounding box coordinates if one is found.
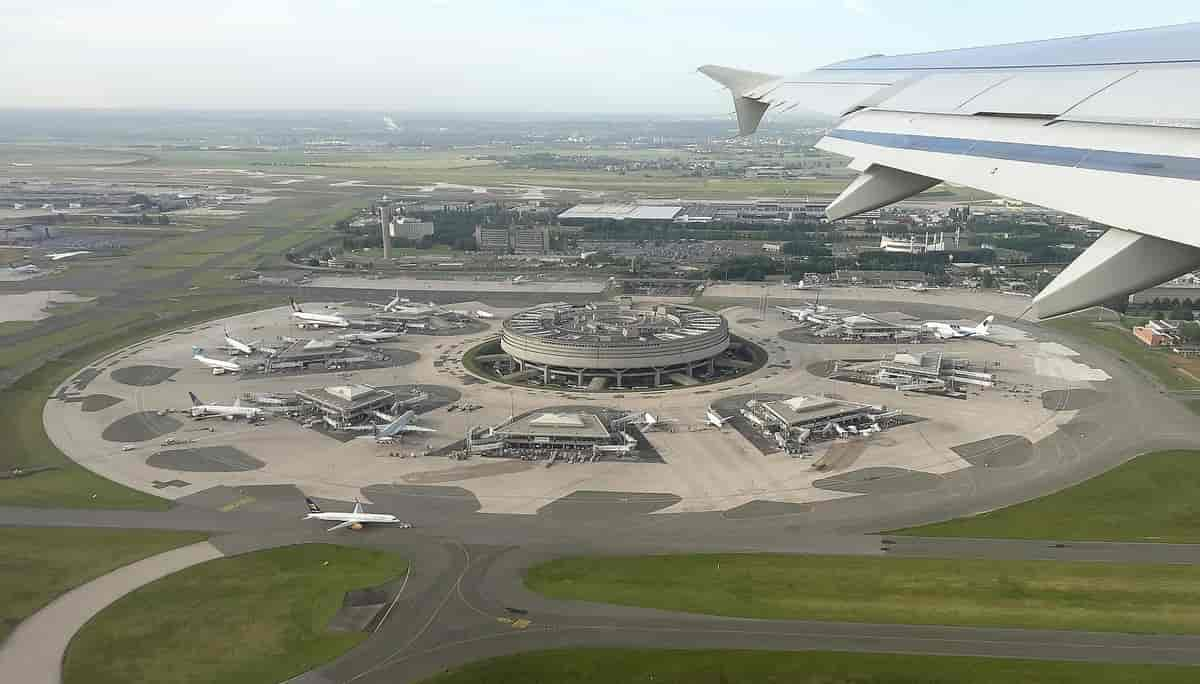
[474,310,495,319]
[339,329,403,344]
[290,299,349,329]
[776,303,830,324]
[700,23,1200,320]
[45,250,91,261]
[898,283,939,293]
[377,410,436,437]
[705,409,734,429]
[222,328,254,355]
[511,275,527,285]
[792,280,819,290]
[367,291,403,312]
[13,264,39,274]
[188,392,263,420]
[923,315,994,340]
[191,346,241,375]
[304,498,411,532]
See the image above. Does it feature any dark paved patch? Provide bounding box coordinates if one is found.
[362,484,482,517]
[69,367,103,392]
[329,587,389,632]
[101,411,183,442]
[111,364,180,386]
[723,500,812,519]
[151,479,191,489]
[148,446,264,472]
[736,317,763,324]
[382,349,420,366]
[79,394,123,412]
[952,435,1034,468]
[814,467,942,494]
[537,491,681,518]
[1042,388,1105,411]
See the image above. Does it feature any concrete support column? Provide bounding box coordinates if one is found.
[543,366,550,383]
[708,357,716,374]
[654,368,662,386]
[615,370,624,388]
[577,369,584,386]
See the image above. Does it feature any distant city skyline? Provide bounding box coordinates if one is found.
[1,2,1196,113]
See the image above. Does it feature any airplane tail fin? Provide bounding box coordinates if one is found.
[979,315,995,333]
[291,298,302,313]
[188,392,202,406]
[191,345,203,356]
[305,497,322,514]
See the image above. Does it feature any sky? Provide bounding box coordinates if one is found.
[0,1,1196,114]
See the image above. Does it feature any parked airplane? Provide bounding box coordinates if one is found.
[898,283,939,293]
[511,275,527,284]
[776,303,830,324]
[923,315,994,340]
[191,346,241,375]
[377,410,436,437]
[699,23,1200,319]
[339,329,403,344]
[474,309,495,319]
[366,291,404,312]
[290,299,349,329]
[188,392,263,420]
[221,328,277,356]
[303,498,411,532]
[705,408,733,429]
[13,264,39,274]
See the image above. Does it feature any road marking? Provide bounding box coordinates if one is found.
[218,496,255,512]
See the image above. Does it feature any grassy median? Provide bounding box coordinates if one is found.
[0,527,208,642]
[423,648,1199,684]
[892,450,1200,542]
[528,553,1200,634]
[64,544,407,684]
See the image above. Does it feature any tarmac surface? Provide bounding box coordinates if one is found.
[100,412,182,442]
[147,446,264,472]
[10,289,1200,682]
[109,364,179,386]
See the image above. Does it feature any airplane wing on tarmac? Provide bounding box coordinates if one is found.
[700,23,1200,319]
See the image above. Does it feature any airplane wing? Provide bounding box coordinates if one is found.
[701,23,1200,319]
[326,520,356,532]
[401,425,437,434]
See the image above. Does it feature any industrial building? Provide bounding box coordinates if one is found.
[472,225,551,253]
[557,203,683,223]
[295,384,396,430]
[829,351,995,395]
[261,339,383,373]
[492,301,734,389]
[390,217,434,241]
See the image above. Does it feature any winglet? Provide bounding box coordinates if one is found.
[698,64,783,136]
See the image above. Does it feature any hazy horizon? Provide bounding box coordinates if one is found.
[2,2,1196,113]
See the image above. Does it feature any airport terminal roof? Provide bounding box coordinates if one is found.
[558,203,683,221]
[296,384,394,411]
[762,395,877,427]
[499,411,611,439]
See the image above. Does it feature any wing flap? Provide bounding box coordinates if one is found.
[327,520,355,532]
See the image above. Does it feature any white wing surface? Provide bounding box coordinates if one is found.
[701,23,1200,318]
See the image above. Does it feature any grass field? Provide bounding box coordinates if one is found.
[421,648,1200,684]
[892,450,1200,542]
[64,544,407,684]
[527,552,1200,634]
[0,295,276,509]
[0,527,208,642]
[1047,318,1200,390]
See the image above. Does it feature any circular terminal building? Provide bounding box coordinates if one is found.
[495,301,739,390]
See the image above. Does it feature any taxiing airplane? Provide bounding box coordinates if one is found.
[923,315,994,340]
[188,392,263,420]
[191,346,241,375]
[511,275,527,285]
[367,291,404,312]
[303,498,411,532]
[290,299,349,329]
[699,23,1200,319]
[45,250,91,261]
